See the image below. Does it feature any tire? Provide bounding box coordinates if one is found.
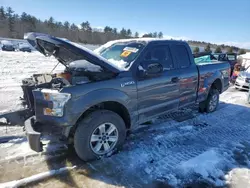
[199,88,219,113]
[205,88,220,113]
[74,110,126,161]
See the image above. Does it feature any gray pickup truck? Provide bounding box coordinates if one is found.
[22,33,230,161]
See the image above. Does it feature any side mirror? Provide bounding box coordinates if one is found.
[144,62,163,76]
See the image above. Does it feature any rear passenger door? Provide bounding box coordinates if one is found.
[170,44,198,107]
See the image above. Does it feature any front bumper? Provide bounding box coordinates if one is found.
[25,116,43,152]
[235,79,249,91]
[25,116,71,152]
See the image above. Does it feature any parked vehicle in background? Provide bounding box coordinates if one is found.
[18,43,32,52]
[1,40,15,51]
[22,33,230,161]
[235,66,250,90]
[213,53,237,76]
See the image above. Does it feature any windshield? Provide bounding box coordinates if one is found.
[19,43,29,48]
[96,42,145,69]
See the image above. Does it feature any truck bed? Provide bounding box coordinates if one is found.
[197,61,230,102]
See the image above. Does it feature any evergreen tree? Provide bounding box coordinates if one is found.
[47,17,55,29]
[205,44,211,53]
[112,28,117,35]
[158,31,163,38]
[134,32,139,38]
[0,6,6,20]
[152,32,157,38]
[6,7,15,37]
[126,29,132,37]
[70,23,78,31]
[215,46,222,53]
[21,12,28,22]
[104,26,112,33]
[227,47,234,53]
[81,21,91,31]
[142,33,153,37]
[63,21,70,30]
[56,21,63,28]
[193,47,200,54]
[120,28,127,37]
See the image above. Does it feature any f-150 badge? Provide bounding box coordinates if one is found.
[121,81,135,87]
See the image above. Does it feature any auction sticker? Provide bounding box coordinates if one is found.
[123,47,139,53]
[120,51,132,57]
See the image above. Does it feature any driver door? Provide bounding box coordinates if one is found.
[136,44,180,123]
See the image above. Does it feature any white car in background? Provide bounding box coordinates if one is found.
[235,67,250,91]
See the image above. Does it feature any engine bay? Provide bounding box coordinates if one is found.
[22,72,72,89]
[20,66,116,111]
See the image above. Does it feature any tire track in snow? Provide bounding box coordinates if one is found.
[89,103,250,185]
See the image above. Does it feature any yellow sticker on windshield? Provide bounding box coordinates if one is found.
[120,51,131,57]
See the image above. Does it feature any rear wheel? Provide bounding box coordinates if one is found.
[205,89,219,113]
[199,88,219,113]
[74,110,126,161]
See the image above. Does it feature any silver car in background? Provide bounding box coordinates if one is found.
[235,67,250,90]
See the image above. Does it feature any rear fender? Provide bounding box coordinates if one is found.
[198,71,223,102]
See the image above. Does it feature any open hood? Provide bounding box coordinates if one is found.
[24,32,120,73]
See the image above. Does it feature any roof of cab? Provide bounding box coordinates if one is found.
[108,37,187,44]
[94,38,188,54]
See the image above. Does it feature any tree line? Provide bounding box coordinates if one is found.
[193,44,246,55]
[0,6,247,54]
[0,6,164,45]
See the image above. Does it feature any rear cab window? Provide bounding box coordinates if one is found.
[171,45,191,68]
[227,54,236,61]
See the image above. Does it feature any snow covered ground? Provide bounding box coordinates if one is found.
[1,49,250,187]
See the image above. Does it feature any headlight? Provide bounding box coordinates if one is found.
[237,74,244,80]
[41,89,71,117]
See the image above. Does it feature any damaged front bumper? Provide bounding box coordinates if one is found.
[24,116,43,152]
[24,116,72,153]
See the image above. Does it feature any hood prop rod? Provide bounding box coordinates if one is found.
[50,61,60,73]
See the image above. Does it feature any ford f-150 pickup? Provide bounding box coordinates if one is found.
[22,32,230,161]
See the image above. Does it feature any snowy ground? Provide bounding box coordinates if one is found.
[1,50,250,188]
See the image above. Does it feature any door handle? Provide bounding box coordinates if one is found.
[171,77,179,83]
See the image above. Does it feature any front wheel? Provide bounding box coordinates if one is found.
[74,110,126,161]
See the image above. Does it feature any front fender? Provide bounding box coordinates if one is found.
[67,89,136,126]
